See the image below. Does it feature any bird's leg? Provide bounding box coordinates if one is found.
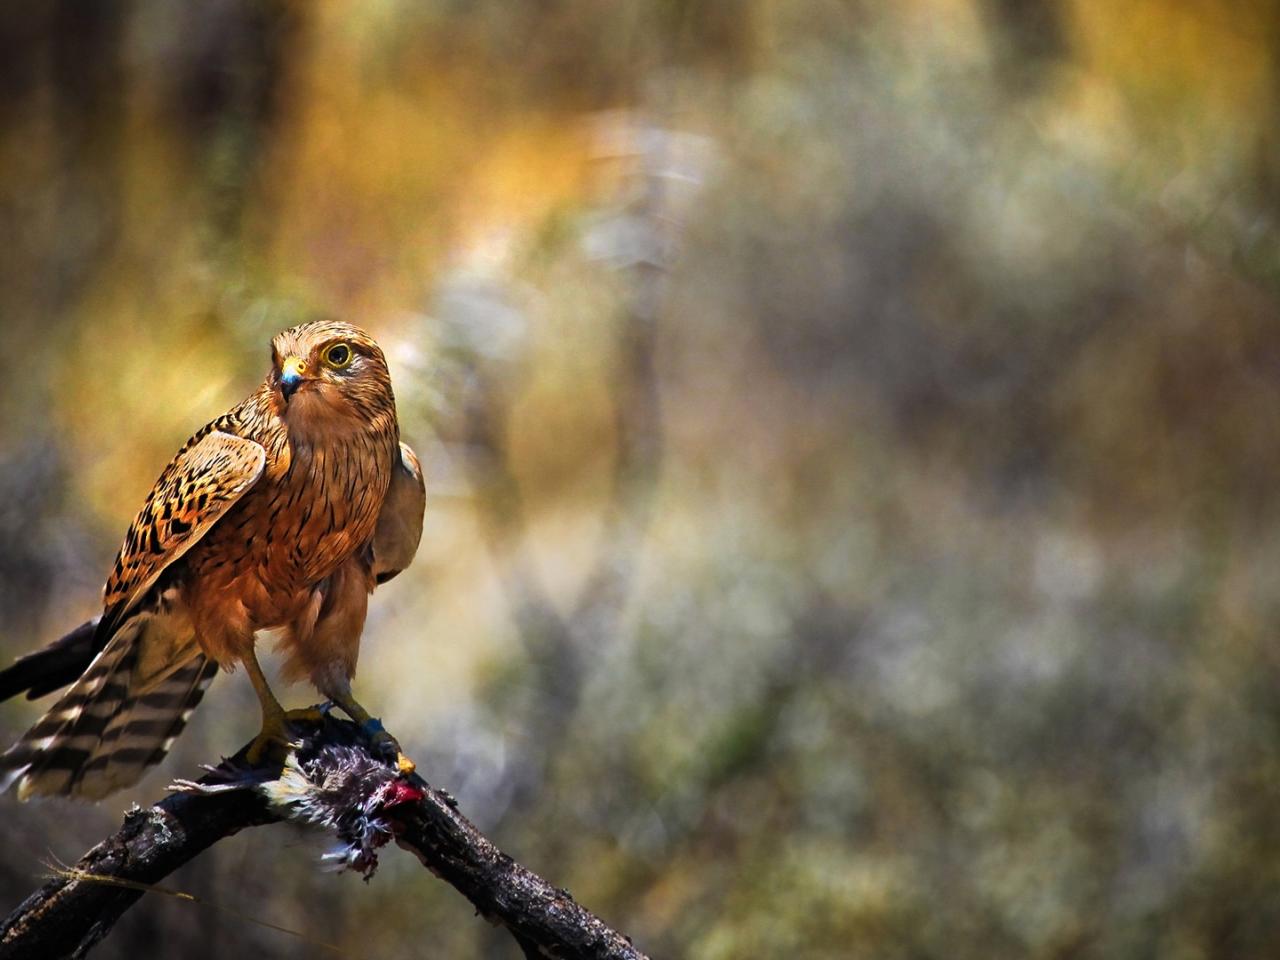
[242,646,292,765]
[327,688,416,776]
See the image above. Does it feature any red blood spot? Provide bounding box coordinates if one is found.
[386,780,425,807]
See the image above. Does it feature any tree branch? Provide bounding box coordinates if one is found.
[0,718,648,960]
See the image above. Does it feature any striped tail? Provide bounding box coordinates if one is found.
[0,620,218,801]
[0,617,100,702]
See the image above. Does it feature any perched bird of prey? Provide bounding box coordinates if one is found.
[0,320,425,800]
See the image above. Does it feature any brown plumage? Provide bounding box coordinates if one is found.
[0,320,426,800]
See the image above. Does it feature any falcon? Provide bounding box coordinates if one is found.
[0,319,425,800]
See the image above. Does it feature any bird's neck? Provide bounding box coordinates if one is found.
[283,398,397,448]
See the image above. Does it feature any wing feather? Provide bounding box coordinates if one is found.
[371,441,426,584]
[101,430,265,632]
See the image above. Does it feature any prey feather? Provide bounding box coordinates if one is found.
[171,718,423,880]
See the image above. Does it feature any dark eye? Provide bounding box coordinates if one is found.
[323,343,352,369]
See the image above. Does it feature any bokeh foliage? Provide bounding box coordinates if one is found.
[3,1,1280,957]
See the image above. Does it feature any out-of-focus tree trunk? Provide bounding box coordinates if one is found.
[981,0,1068,93]
[1256,1,1280,222]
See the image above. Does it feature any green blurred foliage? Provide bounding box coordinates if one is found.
[3,1,1280,957]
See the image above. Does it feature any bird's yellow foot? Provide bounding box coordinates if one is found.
[329,691,416,775]
[362,718,416,776]
[244,705,329,765]
[245,711,294,766]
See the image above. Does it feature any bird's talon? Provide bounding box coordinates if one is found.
[360,720,413,774]
[368,730,396,757]
[244,709,299,767]
[245,731,290,767]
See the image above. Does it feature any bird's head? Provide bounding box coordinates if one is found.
[269,320,395,431]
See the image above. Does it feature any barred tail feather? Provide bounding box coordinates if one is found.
[0,624,217,800]
[74,654,218,799]
[0,629,139,798]
[0,617,101,703]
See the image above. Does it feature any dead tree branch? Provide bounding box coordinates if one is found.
[0,717,648,960]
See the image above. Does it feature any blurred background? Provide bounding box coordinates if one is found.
[2,1,1280,957]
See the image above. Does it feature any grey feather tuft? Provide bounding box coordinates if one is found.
[172,718,422,879]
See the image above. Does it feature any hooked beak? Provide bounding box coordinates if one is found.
[280,356,307,400]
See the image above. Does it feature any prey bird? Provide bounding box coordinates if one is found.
[0,320,425,800]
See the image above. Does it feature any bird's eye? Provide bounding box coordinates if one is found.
[322,343,352,369]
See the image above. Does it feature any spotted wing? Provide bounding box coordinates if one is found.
[101,430,266,633]
[371,441,426,584]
